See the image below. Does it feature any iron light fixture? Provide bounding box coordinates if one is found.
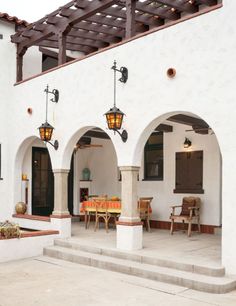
[183,137,192,148]
[104,61,128,142]
[38,85,59,150]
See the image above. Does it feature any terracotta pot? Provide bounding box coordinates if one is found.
[15,202,27,214]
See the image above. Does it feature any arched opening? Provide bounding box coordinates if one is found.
[133,111,222,232]
[63,127,119,224]
[14,136,54,216]
[129,111,222,264]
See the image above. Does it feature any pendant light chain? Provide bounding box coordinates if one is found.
[45,84,49,122]
[113,61,116,108]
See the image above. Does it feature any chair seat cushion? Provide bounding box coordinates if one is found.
[180,197,197,216]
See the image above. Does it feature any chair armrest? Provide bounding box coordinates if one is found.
[170,205,182,217]
[188,206,200,210]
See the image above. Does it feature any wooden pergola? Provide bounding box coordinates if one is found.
[11,0,220,82]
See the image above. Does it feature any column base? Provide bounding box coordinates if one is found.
[52,210,70,216]
[50,215,71,238]
[116,222,143,251]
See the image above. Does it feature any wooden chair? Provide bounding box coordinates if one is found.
[86,196,107,229]
[170,197,201,237]
[138,197,153,232]
[94,198,111,233]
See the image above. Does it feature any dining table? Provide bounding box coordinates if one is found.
[80,200,122,228]
[80,200,153,228]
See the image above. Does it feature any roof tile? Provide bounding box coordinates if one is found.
[0,12,29,27]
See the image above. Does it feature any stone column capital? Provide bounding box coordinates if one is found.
[53,169,70,174]
[119,166,140,172]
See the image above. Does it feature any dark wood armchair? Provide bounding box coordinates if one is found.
[170,197,201,237]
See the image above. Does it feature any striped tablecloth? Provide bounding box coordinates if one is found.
[81,201,121,213]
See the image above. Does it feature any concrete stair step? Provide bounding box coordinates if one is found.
[54,238,225,277]
[44,245,236,294]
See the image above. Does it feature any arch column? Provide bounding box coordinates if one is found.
[51,169,71,238]
[116,166,143,250]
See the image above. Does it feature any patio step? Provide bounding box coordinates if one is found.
[54,239,225,277]
[44,243,236,293]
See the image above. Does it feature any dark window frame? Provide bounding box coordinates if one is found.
[143,132,164,181]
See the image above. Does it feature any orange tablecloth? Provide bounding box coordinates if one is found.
[81,201,152,213]
[81,201,121,213]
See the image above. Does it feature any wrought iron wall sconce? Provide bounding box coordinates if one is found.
[183,137,192,148]
[38,85,59,150]
[104,60,128,142]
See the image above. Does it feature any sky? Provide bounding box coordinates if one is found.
[0,0,67,22]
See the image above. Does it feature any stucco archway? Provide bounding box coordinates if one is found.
[61,126,119,216]
[131,110,222,234]
[13,136,53,215]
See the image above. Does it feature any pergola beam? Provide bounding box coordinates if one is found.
[196,0,218,6]
[39,46,75,62]
[134,1,181,20]
[48,34,109,49]
[11,0,220,81]
[125,0,136,38]
[68,28,121,44]
[155,0,199,14]
[12,0,119,51]
[73,22,125,37]
[36,39,96,54]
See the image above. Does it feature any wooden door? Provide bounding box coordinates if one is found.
[32,147,54,216]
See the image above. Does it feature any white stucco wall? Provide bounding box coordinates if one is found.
[0,21,16,219]
[2,0,236,272]
[23,46,42,79]
[76,138,119,197]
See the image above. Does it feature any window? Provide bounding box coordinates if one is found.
[174,150,204,194]
[144,132,163,180]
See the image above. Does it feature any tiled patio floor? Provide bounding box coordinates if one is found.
[71,221,222,268]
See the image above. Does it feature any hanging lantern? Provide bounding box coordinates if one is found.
[38,85,59,150]
[104,61,128,142]
[38,121,54,142]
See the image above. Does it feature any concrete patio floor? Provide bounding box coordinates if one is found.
[71,221,222,269]
[1,256,236,306]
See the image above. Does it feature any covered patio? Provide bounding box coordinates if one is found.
[71,221,221,269]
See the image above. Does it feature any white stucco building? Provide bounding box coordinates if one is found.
[1,0,236,282]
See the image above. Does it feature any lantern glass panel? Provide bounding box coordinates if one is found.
[39,123,54,142]
[106,113,116,130]
[115,113,123,129]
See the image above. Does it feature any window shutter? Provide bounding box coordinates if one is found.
[174,151,204,194]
